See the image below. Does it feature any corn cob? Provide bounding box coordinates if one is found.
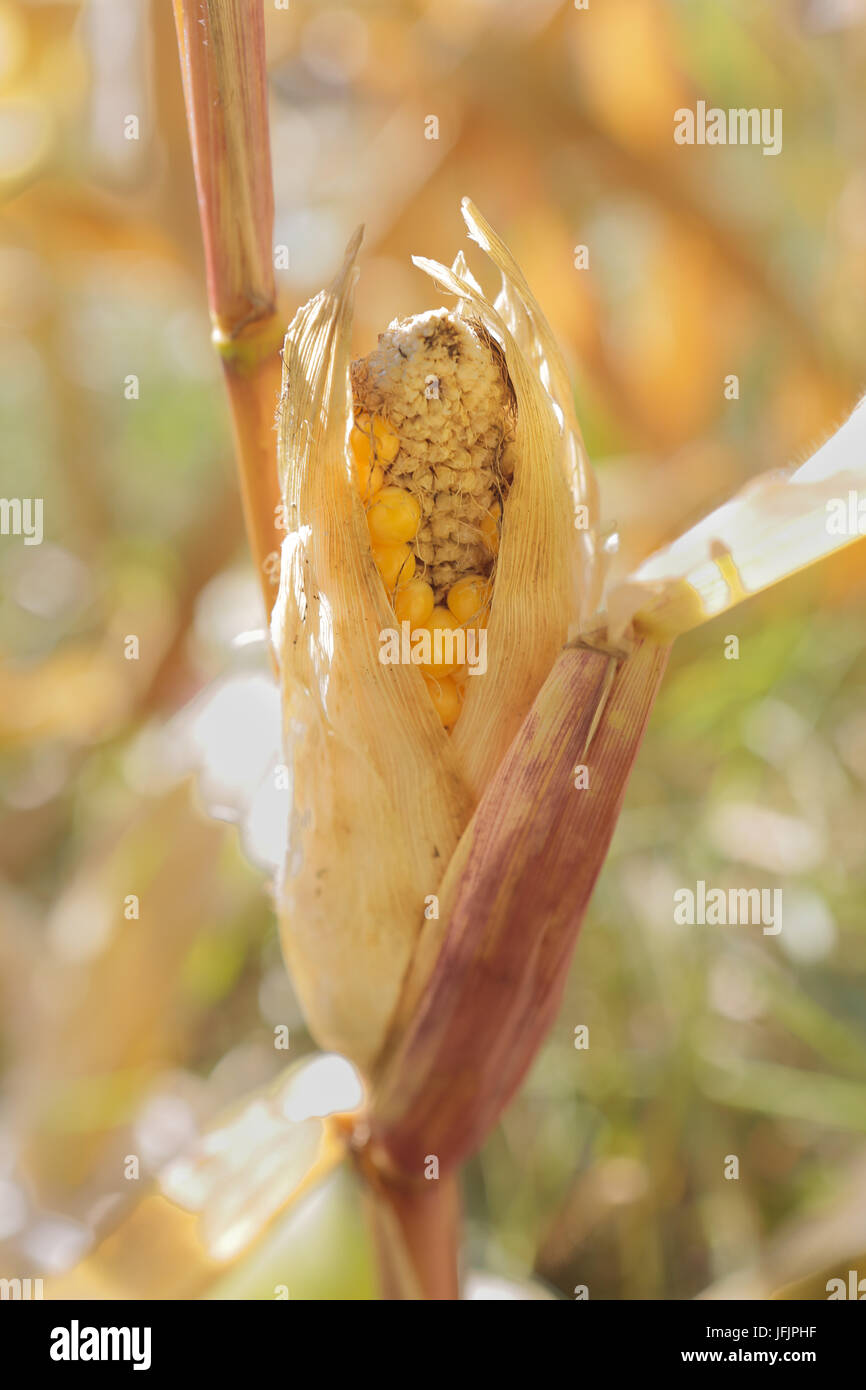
[347,311,515,727]
[273,201,599,1073]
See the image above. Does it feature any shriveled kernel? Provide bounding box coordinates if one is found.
[394,577,435,627]
[372,542,416,590]
[422,672,461,729]
[367,486,422,545]
[480,504,501,557]
[418,605,461,676]
[446,573,491,627]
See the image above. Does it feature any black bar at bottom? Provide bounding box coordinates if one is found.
[2,1297,861,1375]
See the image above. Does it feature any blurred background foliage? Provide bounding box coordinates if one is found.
[1,0,866,1299]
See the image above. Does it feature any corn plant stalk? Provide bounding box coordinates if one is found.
[174,0,283,624]
[359,1163,462,1301]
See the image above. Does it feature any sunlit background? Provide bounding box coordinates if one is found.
[1,0,866,1299]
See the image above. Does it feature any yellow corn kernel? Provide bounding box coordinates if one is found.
[480,504,501,557]
[353,412,400,464]
[372,542,416,590]
[367,486,422,546]
[422,672,461,729]
[350,421,371,464]
[372,415,400,463]
[350,427,385,502]
[446,573,491,628]
[394,577,435,627]
[418,605,461,676]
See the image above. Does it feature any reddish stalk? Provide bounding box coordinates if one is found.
[173,0,283,625]
[359,1160,461,1301]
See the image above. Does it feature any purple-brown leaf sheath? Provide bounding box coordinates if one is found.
[369,640,671,1177]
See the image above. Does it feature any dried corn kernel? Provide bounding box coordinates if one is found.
[354,411,400,464]
[350,426,384,502]
[367,485,422,546]
[372,542,416,590]
[446,573,490,628]
[422,672,461,729]
[394,577,435,627]
[418,605,462,676]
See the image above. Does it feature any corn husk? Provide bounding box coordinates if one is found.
[272,206,599,1074]
[272,232,472,1073]
[462,200,605,633]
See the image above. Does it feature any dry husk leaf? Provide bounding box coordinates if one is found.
[609,397,866,641]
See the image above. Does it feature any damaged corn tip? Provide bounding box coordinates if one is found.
[446,573,490,628]
[351,307,515,729]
